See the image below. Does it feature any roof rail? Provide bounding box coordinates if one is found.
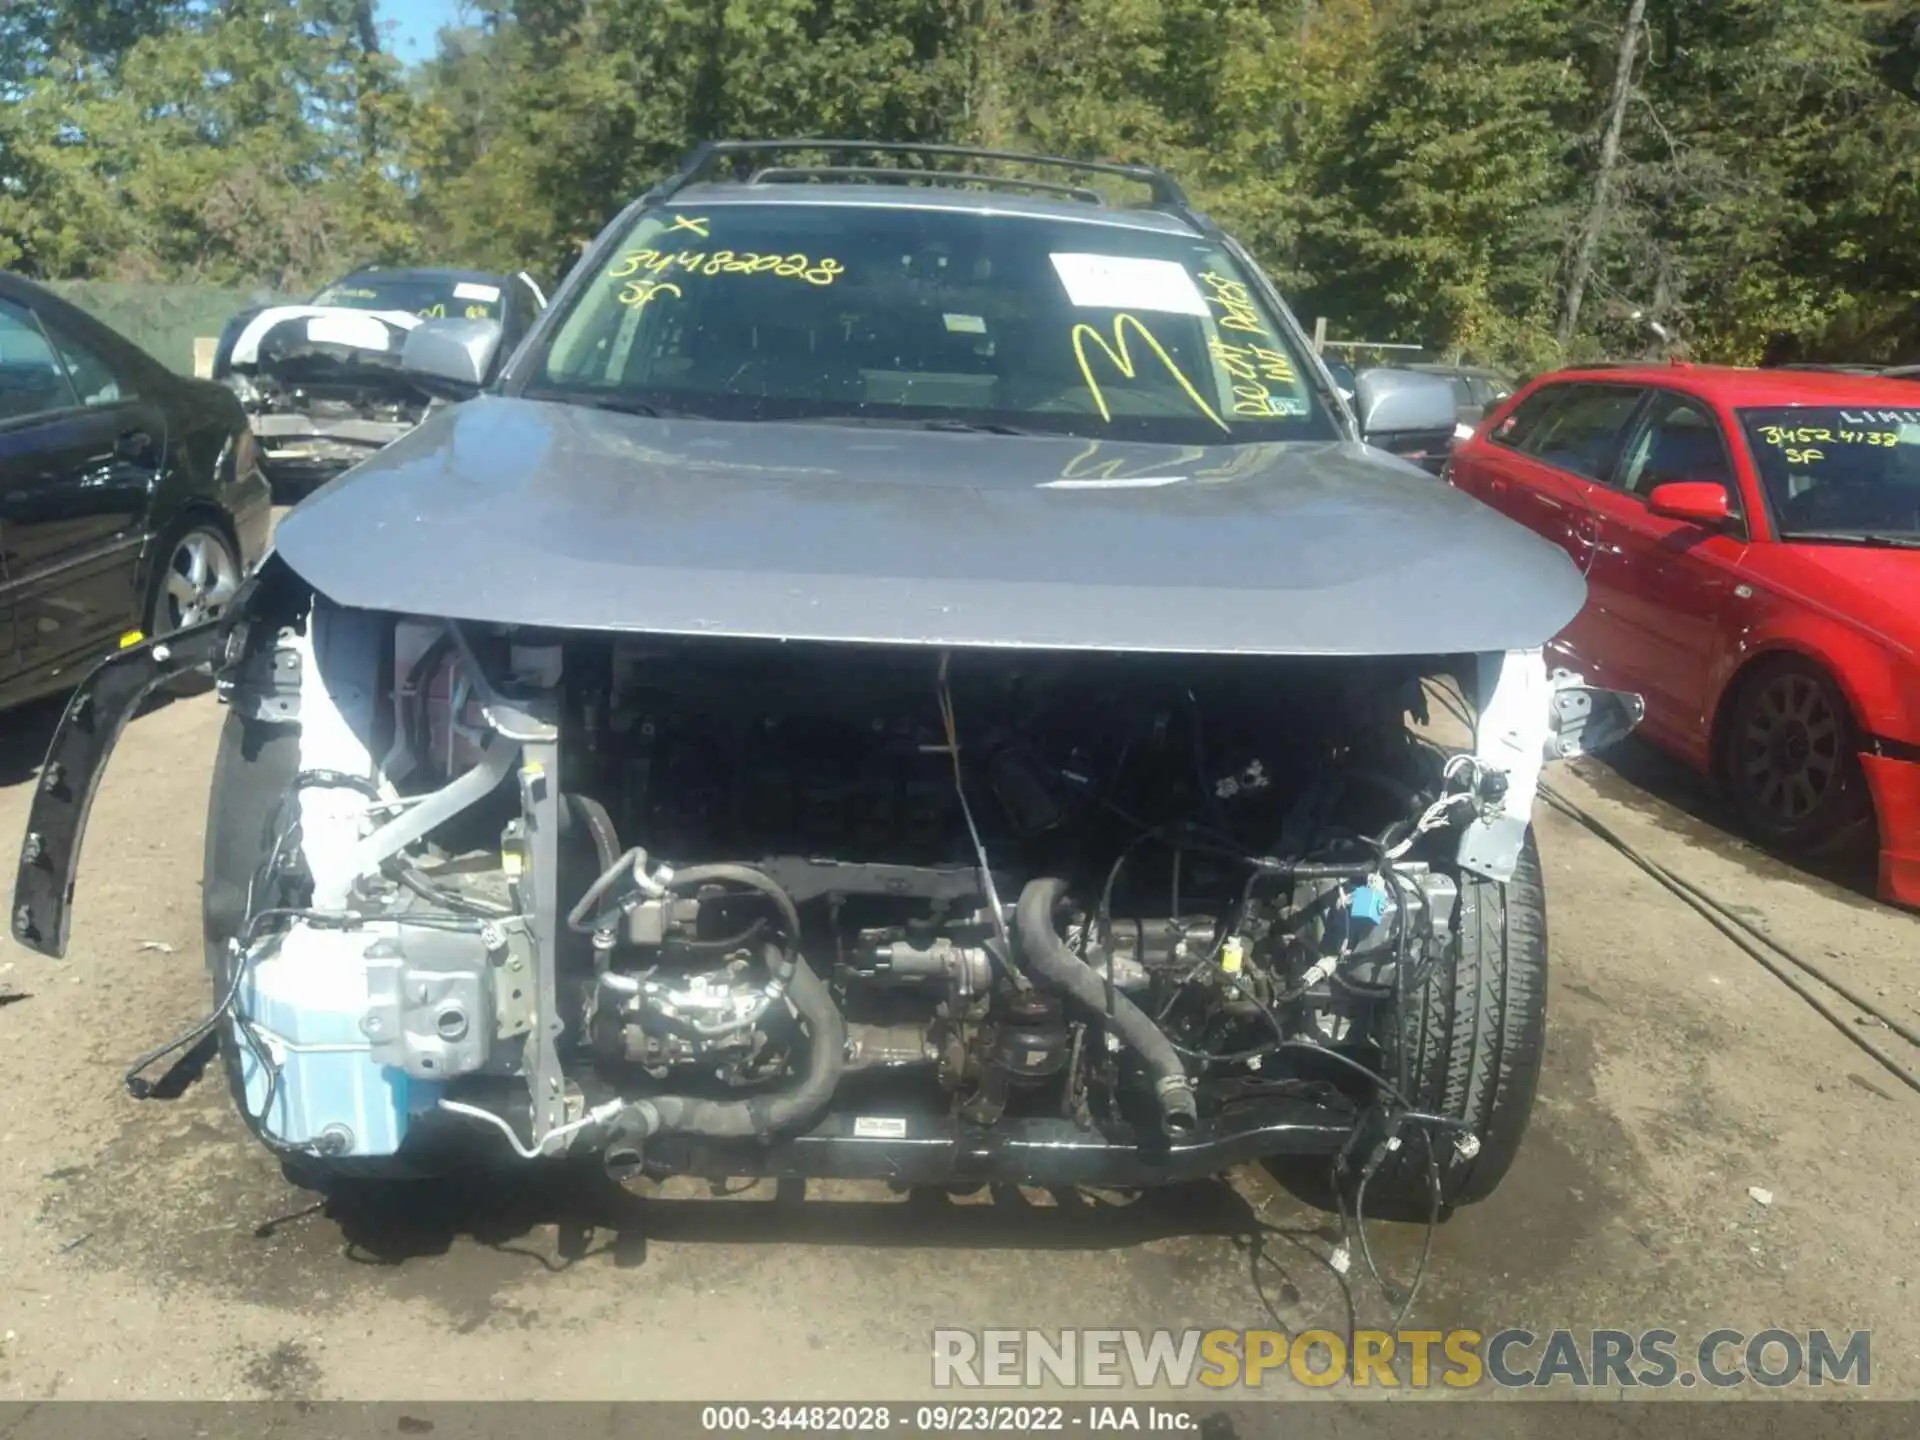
[644,139,1197,218]
[747,164,1110,206]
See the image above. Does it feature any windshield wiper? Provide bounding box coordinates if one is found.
[1783,530,1920,550]
[783,415,1045,437]
[529,388,679,419]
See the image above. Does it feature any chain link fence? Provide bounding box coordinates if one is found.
[45,281,297,376]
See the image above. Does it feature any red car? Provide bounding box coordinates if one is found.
[1449,363,1920,907]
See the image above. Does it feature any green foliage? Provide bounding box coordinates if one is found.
[46,279,295,374]
[1297,0,1590,362]
[4,0,1917,366]
[1,1,420,288]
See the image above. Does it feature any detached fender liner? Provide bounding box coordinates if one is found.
[11,622,224,959]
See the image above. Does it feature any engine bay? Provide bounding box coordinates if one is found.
[196,597,1557,1192]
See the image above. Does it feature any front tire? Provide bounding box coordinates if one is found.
[1363,831,1549,1217]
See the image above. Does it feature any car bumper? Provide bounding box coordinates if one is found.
[1861,750,1920,909]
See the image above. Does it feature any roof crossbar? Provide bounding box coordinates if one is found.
[746,164,1110,206]
[645,139,1195,215]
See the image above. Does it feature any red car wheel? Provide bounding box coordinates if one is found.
[1726,657,1872,852]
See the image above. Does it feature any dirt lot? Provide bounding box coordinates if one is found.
[0,641,1915,1403]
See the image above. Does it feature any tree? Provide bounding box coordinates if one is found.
[1296,0,1591,363]
[1557,0,1646,345]
[3,0,1915,368]
[0,0,421,285]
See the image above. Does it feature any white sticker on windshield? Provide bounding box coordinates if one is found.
[1049,253,1210,316]
[453,282,502,302]
[944,313,987,334]
[305,312,392,351]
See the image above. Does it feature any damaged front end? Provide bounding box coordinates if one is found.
[220,309,436,499]
[12,559,1642,1207]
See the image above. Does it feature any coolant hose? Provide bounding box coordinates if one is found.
[608,954,845,1147]
[1015,876,1198,1136]
[561,792,621,875]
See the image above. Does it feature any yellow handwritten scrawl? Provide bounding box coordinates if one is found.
[1072,314,1229,433]
[667,214,711,238]
[618,280,682,313]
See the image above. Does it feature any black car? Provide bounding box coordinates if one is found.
[0,272,271,713]
[212,266,548,500]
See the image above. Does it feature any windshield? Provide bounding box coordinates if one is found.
[525,202,1339,444]
[1741,405,1920,541]
[311,273,505,321]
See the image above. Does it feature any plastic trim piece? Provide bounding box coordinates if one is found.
[11,622,224,958]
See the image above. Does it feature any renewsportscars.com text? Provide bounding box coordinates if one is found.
[931,1328,1871,1390]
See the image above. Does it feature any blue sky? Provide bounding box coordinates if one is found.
[378,0,471,63]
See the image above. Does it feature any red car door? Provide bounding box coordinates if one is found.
[1577,390,1750,760]
[1452,380,1648,677]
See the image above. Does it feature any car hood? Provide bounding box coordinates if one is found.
[1757,545,1920,659]
[272,395,1586,656]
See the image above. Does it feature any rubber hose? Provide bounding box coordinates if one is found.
[1015,877,1198,1136]
[561,792,622,875]
[610,954,845,1144]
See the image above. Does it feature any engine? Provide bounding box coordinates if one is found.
[226,607,1490,1171]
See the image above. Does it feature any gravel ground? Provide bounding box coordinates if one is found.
[0,632,1914,1403]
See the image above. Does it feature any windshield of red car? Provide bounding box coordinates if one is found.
[527,201,1340,445]
[311,275,504,321]
[1740,405,1920,541]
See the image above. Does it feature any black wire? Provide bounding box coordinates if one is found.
[1346,1106,1455,1330]
[1539,783,1920,1094]
[121,946,252,1100]
[1391,1136,1444,1330]
[1186,688,1232,835]
[387,859,514,918]
[122,907,364,1151]
[1432,669,1920,1089]
[1166,974,1290,1064]
[1274,1039,1416,1109]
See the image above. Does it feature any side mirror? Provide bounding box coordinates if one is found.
[1646,481,1731,526]
[400,317,503,401]
[1353,368,1458,445]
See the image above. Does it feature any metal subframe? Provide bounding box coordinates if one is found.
[634,1102,1354,1187]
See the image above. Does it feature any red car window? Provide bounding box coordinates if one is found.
[1521,384,1647,481]
[1618,393,1738,501]
[1489,384,1566,450]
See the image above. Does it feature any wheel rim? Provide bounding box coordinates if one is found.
[159,530,239,633]
[1737,671,1842,826]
